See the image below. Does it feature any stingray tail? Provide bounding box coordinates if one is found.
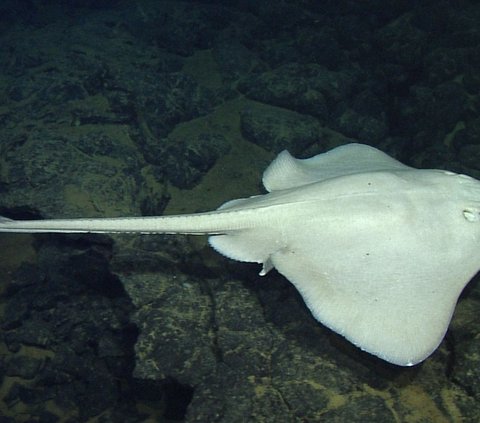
[0,210,255,235]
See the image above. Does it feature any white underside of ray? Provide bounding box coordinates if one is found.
[2,143,480,366]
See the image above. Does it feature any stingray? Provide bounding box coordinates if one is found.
[1,143,480,366]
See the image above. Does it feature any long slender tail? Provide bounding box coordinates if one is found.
[0,210,255,235]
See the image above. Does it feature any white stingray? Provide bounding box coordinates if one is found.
[2,143,480,366]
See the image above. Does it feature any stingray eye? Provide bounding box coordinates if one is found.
[463,208,480,222]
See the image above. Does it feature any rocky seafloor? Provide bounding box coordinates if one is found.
[1,0,480,421]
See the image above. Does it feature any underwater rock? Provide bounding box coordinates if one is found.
[238,63,358,122]
[240,102,322,154]
[160,133,231,189]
